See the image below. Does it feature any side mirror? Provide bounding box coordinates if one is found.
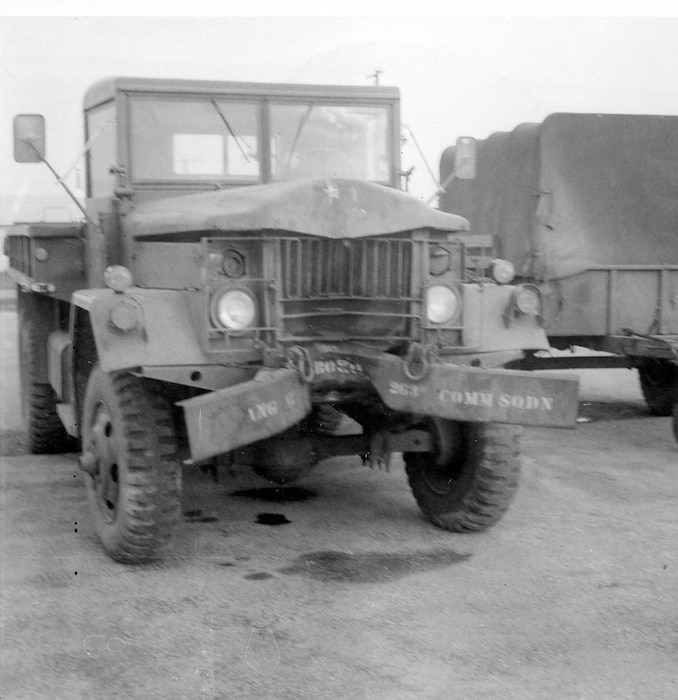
[14,114,46,162]
[454,136,476,180]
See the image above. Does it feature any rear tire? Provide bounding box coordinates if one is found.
[405,421,521,532]
[19,318,71,454]
[638,360,678,416]
[81,367,181,562]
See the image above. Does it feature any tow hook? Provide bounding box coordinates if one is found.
[403,343,435,381]
[287,346,315,383]
[78,450,99,476]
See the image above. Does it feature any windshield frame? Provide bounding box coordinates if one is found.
[115,84,399,194]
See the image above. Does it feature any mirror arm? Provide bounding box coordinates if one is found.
[23,138,94,224]
[403,124,440,192]
[426,170,457,205]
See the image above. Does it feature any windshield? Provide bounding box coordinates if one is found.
[127,96,392,185]
[269,103,391,182]
[129,97,260,182]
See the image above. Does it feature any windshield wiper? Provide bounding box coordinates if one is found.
[285,103,314,167]
[210,98,251,163]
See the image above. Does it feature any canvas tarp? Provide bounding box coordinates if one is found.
[126,177,469,239]
[440,113,678,280]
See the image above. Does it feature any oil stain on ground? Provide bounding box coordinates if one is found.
[256,513,290,526]
[279,549,471,584]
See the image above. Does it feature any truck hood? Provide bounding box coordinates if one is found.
[126,179,469,239]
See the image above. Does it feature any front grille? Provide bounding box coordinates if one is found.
[280,236,413,299]
[278,236,418,342]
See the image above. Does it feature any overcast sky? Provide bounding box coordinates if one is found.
[3,5,678,222]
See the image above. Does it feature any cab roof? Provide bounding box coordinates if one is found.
[84,76,400,111]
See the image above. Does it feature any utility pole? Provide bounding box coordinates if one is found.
[367,70,383,86]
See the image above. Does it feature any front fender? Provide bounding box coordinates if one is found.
[72,288,208,372]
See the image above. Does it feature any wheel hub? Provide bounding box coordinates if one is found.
[421,463,457,496]
[421,419,465,495]
[88,403,120,523]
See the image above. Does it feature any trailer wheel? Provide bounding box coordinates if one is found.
[19,319,71,454]
[81,367,181,563]
[638,360,678,416]
[404,420,521,532]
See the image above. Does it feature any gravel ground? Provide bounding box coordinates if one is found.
[1,310,677,699]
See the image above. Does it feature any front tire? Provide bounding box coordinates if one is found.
[405,421,521,532]
[81,367,181,562]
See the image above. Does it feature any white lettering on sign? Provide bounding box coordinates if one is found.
[439,390,494,407]
[247,400,279,422]
[314,358,365,377]
[437,390,555,411]
[498,394,555,411]
[389,381,425,398]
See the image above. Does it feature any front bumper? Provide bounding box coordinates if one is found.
[179,346,579,462]
[178,369,312,462]
[368,352,579,427]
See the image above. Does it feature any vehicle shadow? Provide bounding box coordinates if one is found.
[577,399,651,423]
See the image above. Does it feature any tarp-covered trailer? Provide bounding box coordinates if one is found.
[440,113,678,428]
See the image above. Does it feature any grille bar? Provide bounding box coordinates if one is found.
[282,309,416,320]
[280,236,413,300]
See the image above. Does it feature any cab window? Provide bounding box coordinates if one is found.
[129,97,260,183]
[269,103,390,183]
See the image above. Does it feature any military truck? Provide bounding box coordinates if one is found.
[6,77,578,562]
[440,113,678,437]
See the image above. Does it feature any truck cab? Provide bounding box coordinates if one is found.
[7,77,578,562]
[83,78,402,284]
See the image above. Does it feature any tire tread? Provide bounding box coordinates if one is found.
[405,422,521,533]
[83,368,181,562]
[638,361,678,416]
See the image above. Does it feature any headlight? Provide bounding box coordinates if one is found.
[212,288,257,330]
[489,258,515,284]
[426,284,461,324]
[104,265,134,293]
[514,285,541,316]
